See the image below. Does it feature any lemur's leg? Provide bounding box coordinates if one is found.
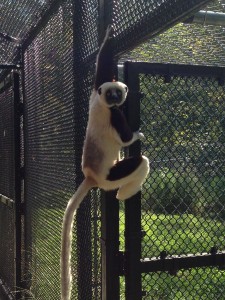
[106,156,149,200]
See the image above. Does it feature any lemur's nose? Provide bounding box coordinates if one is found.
[111,93,119,100]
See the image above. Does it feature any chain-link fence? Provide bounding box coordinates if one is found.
[138,63,225,299]
[23,2,77,299]
[0,72,22,300]
[2,0,225,299]
[0,78,15,298]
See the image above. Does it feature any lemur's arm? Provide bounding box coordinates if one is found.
[110,107,144,146]
[94,25,114,90]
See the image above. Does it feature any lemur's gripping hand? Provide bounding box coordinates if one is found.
[133,131,145,142]
[138,132,145,141]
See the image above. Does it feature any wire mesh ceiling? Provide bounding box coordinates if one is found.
[0,0,213,69]
[0,0,55,65]
[121,0,225,67]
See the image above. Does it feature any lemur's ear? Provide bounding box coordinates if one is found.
[125,86,128,92]
[98,87,102,95]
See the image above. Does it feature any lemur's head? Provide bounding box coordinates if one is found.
[97,82,128,108]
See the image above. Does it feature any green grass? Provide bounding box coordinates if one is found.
[142,213,225,257]
[140,213,225,299]
[119,212,225,299]
[28,209,225,299]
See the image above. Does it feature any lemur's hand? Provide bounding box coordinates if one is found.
[138,132,145,140]
[133,131,145,141]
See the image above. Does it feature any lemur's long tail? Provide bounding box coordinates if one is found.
[61,177,96,300]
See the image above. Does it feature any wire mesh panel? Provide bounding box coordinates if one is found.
[125,62,225,300]
[23,0,102,299]
[71,1,100,299]
[23,2,75,299]
[0,79,15,297]
[0,83,14,200]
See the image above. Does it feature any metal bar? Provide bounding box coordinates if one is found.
[122,62,225,85]
[0,195,14,209]
[13,72,22,300]
[0,46,22,84]
[123,61,143,300]
[0,279,14,300]
[141,252,225,274]
[0,64,21,69]
[72,1,93,299]
[98,2,120,300]
[0,75,12,95]
[0,32,21,43]
[185,10,225,27]
[101,191,120,300]
[22,0,63,52]
[20,40,32,300]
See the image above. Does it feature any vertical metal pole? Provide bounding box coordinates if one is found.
[13,72,22,300]
[98,1,120,300]
[124,62,143,300]
[72,2,93,299]
[101,191,120,300]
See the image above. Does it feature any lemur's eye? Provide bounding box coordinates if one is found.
[106,91,111,97]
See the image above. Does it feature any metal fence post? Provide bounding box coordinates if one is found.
[98,2,121,300]
[124,62,143,300]
[13,72,23,300]
[72,1,93,298]
[101,191,120,300]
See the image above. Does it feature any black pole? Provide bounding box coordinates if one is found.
[124,62,143,300]
[72,1,93,299]
[0,64,21,69]
[13,72,23,300]
[98,1,121,299]
[101,191,120,300]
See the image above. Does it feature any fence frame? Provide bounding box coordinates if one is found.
[122,61,225,298]
[0,71,23,300]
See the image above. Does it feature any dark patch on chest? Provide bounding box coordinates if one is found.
[107,156,143,181]
[110,107,133,142]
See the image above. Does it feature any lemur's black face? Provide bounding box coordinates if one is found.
[105,88,123,105]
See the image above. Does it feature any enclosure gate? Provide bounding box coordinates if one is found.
[0,71,23,299]
[103,62,225,300]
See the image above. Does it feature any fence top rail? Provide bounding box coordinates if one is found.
[141,251,225,274]
[0,195,14,209]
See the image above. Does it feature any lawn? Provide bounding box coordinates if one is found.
[27,208,225,299]
[140,213,225,299]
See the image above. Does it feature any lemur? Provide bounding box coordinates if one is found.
[60,25,149,300]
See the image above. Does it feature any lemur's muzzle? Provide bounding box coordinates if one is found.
[106,91,123,106]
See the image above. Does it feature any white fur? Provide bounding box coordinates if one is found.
[82,84,149,198]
